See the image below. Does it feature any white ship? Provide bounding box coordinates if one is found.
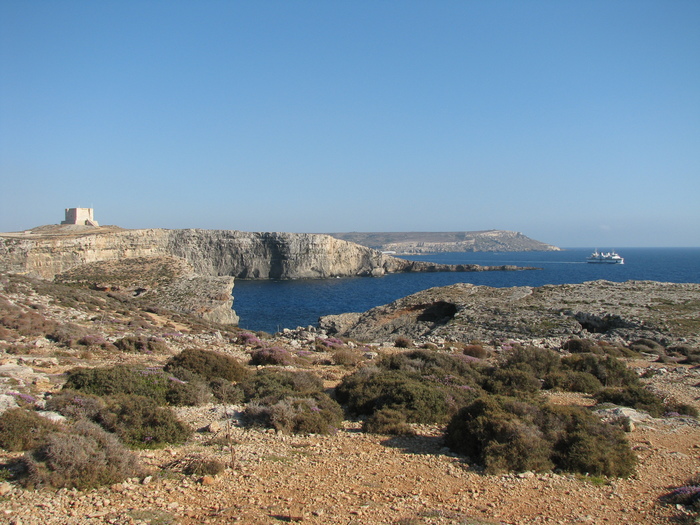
[587,250,624,264]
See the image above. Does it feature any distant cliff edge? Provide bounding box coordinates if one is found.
[0,225,538,281]
[327,230,560,254]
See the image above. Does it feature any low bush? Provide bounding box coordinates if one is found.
[445,397,636,477]
[667,344,700,365]
[501,346,561,378]
[209,378,244,404]
[165,348,250,382]
[661,473,700,511]
[595,385,666,417]
[249,346,294,366]
[96,394,191,448]
[563,338,601,354]
[244,394,343,435]
[463,344,488,359]
[336,351,484,425]
[64,365,170,402]
[46,390,105,420]
[332,348,362,367]
[560,354,638,388]
[394,336,412,348]
[550,405,637,478]
[240,369,324,403]
[665,400,699,417]
[114,335,169,354]
[19,420,144,489]
[484,366,542,396]
[445,396,554,474]
[543,370,603,394]
[0,409,62,451]
[362,408,415,435]
[180,453,226,476]
[46,323,90,348]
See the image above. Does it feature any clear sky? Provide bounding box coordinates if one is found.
[1,1,698,247]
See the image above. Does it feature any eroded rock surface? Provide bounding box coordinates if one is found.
[319,280,700,347]
[0,226,536,280]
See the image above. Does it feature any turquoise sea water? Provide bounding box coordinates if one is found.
[233,248,700,334]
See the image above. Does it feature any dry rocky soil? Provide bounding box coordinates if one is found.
[0,273,699,525]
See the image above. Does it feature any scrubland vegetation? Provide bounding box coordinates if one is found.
[0,271,699,525]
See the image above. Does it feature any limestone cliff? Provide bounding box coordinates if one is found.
[0,226,536,280]
[328,230,560,254]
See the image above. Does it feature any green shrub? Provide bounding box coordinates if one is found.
[336,368,452,423]
[209,378,244,404]
[19,420,144,489]
[665,400,699,417]
[64,365,170,400]
[244,394,343,435]
[249,347,294,366]
[445,397,636,477]
[96,394,191,448]
[484,365,542,396]
[336,351,484,424]
[240,369,324,403]
[550,406,636,478]
[362,408,415,435]
[501,346,561,378]
[561,354,638,388]
[595,385,666,417]
[165,348,250,382]
[114,335,169,354]
[667,344,700,365]
[0,409,62,451]
[46,390,105,420]
[445,396,554,474]
[163,373,212,407]
[64,365,213,406]
[543,370,603,394]
[629,338,665,354]
[380,349,486,384]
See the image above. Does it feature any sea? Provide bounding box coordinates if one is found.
[232,248,700,334]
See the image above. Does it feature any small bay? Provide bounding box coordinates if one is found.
[233,247,700,334]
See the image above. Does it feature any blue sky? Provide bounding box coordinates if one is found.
[1,1,698,247]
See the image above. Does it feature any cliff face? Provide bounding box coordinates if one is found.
[0,227,410,280]
[328,230,561,254]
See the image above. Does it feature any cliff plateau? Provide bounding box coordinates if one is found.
[328,229,560,254]
[0,226,536,280]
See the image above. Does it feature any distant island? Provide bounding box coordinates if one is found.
[327,229,560,254]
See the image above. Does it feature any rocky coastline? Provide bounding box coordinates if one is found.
[1,225,539,327]
[0,270,698,524]
[318,280,700,348]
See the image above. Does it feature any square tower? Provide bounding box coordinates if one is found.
[61,208,99,226]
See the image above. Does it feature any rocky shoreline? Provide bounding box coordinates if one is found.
[319,280,700,348]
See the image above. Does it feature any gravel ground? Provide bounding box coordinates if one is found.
[2,362,699,525]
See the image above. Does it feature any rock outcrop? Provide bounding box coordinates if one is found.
[0,226,537,280]
[328,230,561,254]
[54,256,239,325]
[319,280,700,347]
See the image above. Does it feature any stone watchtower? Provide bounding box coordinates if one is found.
[61,208,99,226]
